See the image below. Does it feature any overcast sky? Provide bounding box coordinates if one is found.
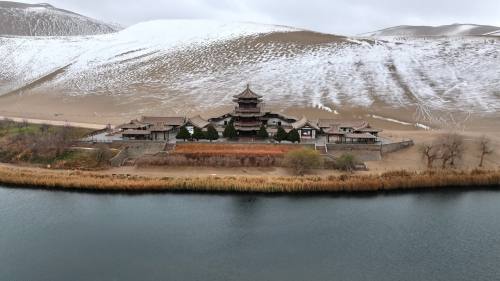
[19,0,500,35]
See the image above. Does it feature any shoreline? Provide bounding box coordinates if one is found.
[0,165,498,194]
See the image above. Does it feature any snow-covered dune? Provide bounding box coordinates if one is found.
[362,24,500,37]
[0,19,499,125]
[0,1,119,36]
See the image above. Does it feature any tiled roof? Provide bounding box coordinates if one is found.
[186,115,210,128]
[324,126,345,135]
[149,125,174,132]
[292,116,320,130]
[356,127,383,133]
[318,119,368,130]
[122,129,151,135]
[117,123,146,130]
[141,116,185,126]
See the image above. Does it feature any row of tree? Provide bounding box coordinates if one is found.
[276,126,301,143]
[420,133,493,169]
[177,120,302,143]
[176,125,219,142]
[223,121,302,143]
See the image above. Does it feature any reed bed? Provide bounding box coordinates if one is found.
[0,166,499,193]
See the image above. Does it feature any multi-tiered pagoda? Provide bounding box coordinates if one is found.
[232,85,265,135]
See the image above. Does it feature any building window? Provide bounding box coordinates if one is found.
[278,121,282,126]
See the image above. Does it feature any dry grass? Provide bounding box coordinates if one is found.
[173,143,305,157]
[0,166,498,193]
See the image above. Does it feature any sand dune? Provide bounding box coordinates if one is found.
[0,1,119,36]
[361,24,500,37]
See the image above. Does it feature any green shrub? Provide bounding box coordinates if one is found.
[205,125,219,142]
[192,127,205,141]
[256,124,269,139]
[284,148,323,176]
[287,128,300,143]
[176,126,191,141]
[274,126,288,143]
[335,153,358,172]
[223,120,237,139]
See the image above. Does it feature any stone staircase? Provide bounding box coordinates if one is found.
[111,141,168,167]
[315,143,337,161]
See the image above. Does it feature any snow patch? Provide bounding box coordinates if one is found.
[371,115,431,130]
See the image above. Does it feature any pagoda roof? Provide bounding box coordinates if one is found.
[233,84,263,99]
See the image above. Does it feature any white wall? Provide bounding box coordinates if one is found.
[213,117,232,126]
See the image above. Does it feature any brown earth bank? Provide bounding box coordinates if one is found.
[0,165,499,193]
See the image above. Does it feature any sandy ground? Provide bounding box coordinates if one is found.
[1,88,499,132]
[367,129,500,172]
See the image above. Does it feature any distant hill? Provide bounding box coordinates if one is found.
[361,24,500,37]
[0,1,120,36]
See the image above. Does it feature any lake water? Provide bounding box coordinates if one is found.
[1,186,499,281]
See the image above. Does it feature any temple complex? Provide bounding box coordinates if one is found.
[112,85,383,143]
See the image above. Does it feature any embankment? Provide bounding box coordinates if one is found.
[0,166,498,193]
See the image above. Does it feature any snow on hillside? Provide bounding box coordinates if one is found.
[0,20,297,93]
[116,20,297,47]
[0,1,119,36]
[362,24,500,37]
[485,30,500,36]
[0,20,499,123]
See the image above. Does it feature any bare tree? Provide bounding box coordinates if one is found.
[437,133,464,169]
[94,144,113,166]
[478,136,493,168]
[420,143,440,169]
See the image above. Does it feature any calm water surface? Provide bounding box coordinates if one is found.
[1,186,500,281]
